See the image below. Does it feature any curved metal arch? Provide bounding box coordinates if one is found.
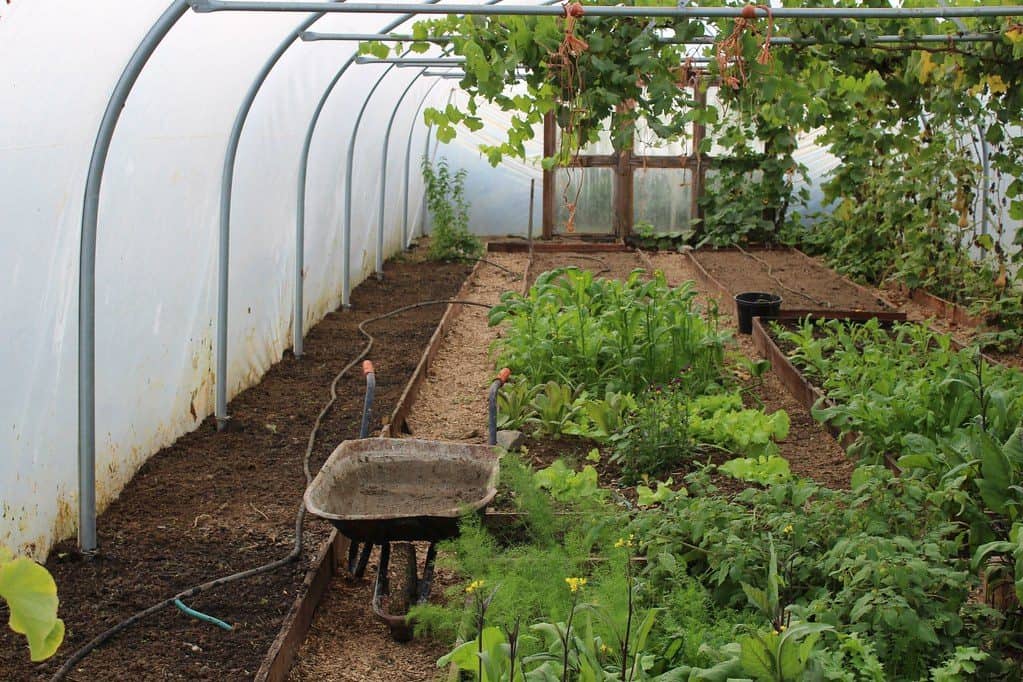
[382,0,559,259]
[79,0,192,553]
[376,68,430,275]
[294,0,444,354]
[215,4,343,431]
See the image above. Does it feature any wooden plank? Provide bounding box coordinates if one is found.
[542,112,556,239]
[627,155,703,169]
[256,531,350,682]
[891,282,985,328]
[486,240,630,253]
[751,317,897,472]
[566,154,617,168]
[382,259,483,438]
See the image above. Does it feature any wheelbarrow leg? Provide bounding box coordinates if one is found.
[416,543,439,604]
[346,541,374,578]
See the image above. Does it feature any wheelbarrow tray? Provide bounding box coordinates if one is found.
[305,438,499,544]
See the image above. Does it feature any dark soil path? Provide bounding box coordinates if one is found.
[0,253,470,681]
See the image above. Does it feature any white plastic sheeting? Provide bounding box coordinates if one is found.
[0,1,463,559]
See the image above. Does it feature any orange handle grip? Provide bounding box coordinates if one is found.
[363,360,375,375]
[497,368,512,384]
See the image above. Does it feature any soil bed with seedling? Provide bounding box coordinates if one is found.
[0,251,471,681]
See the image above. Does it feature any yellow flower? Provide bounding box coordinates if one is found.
[600,643,611,655]
[614,534,635,549]
[783,524,793,534]
[466,579,485,594]
[779,625,787,632]
[565,577,587,593]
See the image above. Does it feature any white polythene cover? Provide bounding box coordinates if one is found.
[0,0,457,559]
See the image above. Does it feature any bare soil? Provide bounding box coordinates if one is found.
[692,248,893,312]
[0,252,470,681]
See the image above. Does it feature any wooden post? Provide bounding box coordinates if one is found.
[614,147,634,238]
[542,111,556,239]
[690,84,708,235]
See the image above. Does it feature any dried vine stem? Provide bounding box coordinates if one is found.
[715,4,774,90]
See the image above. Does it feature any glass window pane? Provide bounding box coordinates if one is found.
[633,168,694,237]
[554,167,614,235]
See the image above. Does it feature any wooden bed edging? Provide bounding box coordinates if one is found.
[487,239,631,253]
[892,283,985,329]
[751,317,900,474]
[382,259,484,438]
[255,531,350,682]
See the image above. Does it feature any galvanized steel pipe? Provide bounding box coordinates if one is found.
[216,6,338,427]
[192,1,1023,20]
[79,0,192,553]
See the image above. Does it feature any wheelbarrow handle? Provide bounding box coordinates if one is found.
[488,368,512,446]
[360,361,376,439]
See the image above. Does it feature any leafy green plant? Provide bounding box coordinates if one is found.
[720,456,792,486]
[0,546,64,661]
[534,460,603,504]
[629,222,689,252]
[738,621,833,682]
[777,318,1023,549]
[422,157,482,261]
[526,381,584,436]
[632,467,983,677]
[489,268,728,397]
[611,384,694,483]
[497,380,539,430]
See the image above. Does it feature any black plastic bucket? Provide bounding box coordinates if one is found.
[734,292,782,334]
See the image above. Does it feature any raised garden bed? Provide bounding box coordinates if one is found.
[4,252,471,682]
[688,247,902,320]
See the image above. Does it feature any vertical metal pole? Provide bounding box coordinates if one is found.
[402,78,446,250]
[217,9,335,427]
[376,69,428,278]
[79,0,191,553]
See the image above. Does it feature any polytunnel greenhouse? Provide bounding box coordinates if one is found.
[5,0,1023,679]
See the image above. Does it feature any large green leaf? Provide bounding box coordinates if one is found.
[0,554,65,661]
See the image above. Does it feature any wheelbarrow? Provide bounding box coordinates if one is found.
[304,362,511,640]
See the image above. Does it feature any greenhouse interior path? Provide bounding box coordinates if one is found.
[5,249,471,681]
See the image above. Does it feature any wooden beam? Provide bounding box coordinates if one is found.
[542,112,556,239]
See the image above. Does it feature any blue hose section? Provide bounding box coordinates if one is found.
[174,599,234,631]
